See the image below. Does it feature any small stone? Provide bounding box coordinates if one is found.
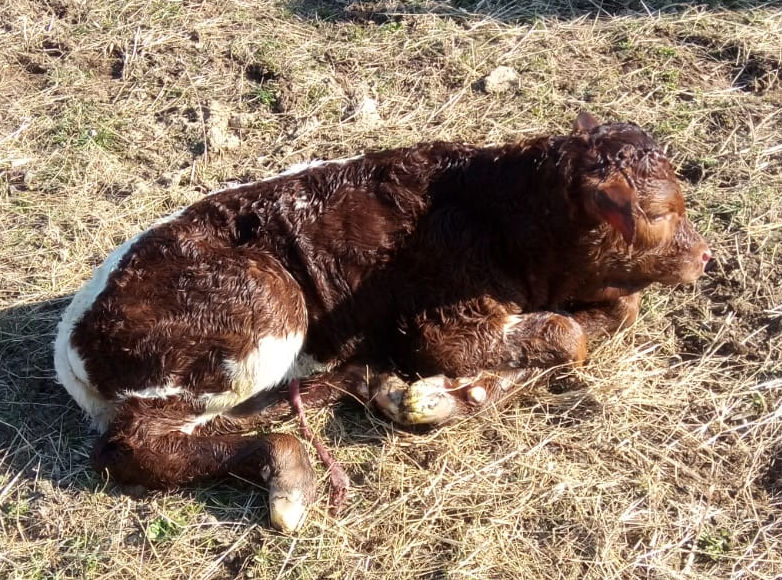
[483,66,519,94]
[354,97,382,127]
[133,181,151,196]
[206,101,240,152]
[158,172,178,187]
[228,113,256,129]
[207,125,240,152]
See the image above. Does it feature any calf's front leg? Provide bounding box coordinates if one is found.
[570,292,641,339]
[369,308,589,426]
[411,308,588,376]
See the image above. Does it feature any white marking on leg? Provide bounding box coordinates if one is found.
[201,332,304,413]
[178,412,218,435]
[119,384,184,400]
[503,315,522,338]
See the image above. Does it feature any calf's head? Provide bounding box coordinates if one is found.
[568,112,711,293]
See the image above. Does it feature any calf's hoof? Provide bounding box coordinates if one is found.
[269,486,309,533]
[373,374,457,425]
[466,385,487,404]
[262,434,317,533]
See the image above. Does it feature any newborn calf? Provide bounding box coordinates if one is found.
[54,112,710,532]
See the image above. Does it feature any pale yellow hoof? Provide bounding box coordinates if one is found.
[374,374,456,425]
[467,385,487,404]
[269,487,308,533]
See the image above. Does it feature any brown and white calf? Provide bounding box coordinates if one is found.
[54,113,710,532]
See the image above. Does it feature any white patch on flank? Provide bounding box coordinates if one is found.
[201,332,305,413]
[53,213,184,433]
[54,232,147,432]
[191,350,330,422]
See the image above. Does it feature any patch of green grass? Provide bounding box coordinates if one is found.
[658,68,680,89]
[251,544,275,569]
[16,549,52,580]
[614,37,635,52]
[750,391,768,414]
[49,102,124,152]
[696,156,719,170]
[302,80,344,122]
[305,81,331,104]
[249,86,278,108]
[1,499,31,518]
[380,21,405,34]
[697,528,732,561]
[149,0,183,23]
[75,127,118,150]
[65,534,104,578]
[654,112,692,138]
[146,515,184,542]
[655,45,678,58]
[151,498,206,536]
[345,24,370,43]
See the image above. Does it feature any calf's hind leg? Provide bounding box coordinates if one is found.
[92,397,315,533]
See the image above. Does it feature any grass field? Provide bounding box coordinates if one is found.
[1,1,781,578]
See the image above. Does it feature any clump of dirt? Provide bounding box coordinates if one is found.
[482,65,519,94]
[206,101,241,153]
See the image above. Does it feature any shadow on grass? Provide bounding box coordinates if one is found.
[285,0,778,24]
[0,296,93,486]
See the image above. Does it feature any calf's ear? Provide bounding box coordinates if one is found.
[591,175,636,245]
[574,111,600,134]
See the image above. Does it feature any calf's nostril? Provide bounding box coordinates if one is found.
[702,251,711,263]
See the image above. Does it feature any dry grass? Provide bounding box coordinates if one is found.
[2,0,781,578]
